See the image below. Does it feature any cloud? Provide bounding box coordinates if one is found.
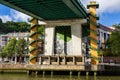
[10,9,31,22]
[0,9,31,23]
[81,0,120,13]
[0,15,12,23]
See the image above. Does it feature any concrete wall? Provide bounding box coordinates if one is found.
[43,19,86,56]
[44,26,55,55]
[71,23,82,55]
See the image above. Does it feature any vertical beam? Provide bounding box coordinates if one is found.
[87,1,99,65]
[48,56,51,64]
[78,71,81,77]
[51,71,53,78]
[57,56,60,65]
[82,56,85,64]
[71,23,82,55]
[43,71,45,77]
[29,18,39,64]
[73,56,75,65]
[63,56,66,65]
[86,71,89,76]
[39,56,42,64]
[44,26,55,55]
[70,71,72,78]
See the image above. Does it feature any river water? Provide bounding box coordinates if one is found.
[0,73,120,80]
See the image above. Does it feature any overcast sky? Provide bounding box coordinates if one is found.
[0,0,120,27]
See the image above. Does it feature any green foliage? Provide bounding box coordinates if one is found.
[104,31,120,56]
[38,25,44,35]
[15,38,27,56]
[15,38,27,62]
[4,21,30,32]
[2,38,17,57]
[113,24,120,29]
[0,38,28,59]
[0,18,2,24]
[0,48,7,58]
[0,19,30,33]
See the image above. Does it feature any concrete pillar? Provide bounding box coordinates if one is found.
[35,71,38,77]
[43,71,45,77]
[78,71,81,77]
[73,56,76,65]
[86,71,89,76]
[63,56,66,65]
[70,71,72,77]
[44,26,55,55]
[71,23,82,55]
[27,71,29,75]
[94,71,97,76]
[48,56,51,64]
[51,71,53,77]
[87,1,99,65]
[99,31,102,47]
[39,56,42,64]
[82,56,85,64]
[57,56,60,65]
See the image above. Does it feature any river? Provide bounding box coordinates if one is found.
[0,73,120,80]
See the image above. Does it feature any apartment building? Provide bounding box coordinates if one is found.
[0,32,29,48]
[97,24,113,49]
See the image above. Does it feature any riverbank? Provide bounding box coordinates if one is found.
[0,63,120,76]
[0,73,120,80]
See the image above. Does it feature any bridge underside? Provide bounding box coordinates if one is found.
[0,0,88,20]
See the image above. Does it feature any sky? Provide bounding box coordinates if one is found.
[0,0,120,27]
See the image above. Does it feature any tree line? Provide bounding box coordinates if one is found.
[0,18,29,33]
[0,38,28,63]
[102,24,120,57]
[0,18,44,34]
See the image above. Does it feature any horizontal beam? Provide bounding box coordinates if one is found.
[42,19,87,26]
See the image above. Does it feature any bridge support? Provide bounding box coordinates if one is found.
[78,71,81,77]
[29,18,39,64]
[86,71,89,76]
[87,1,99,66]
[43,19,86,56]
[43,71,45,77]
[71,23,82,55]
[44,26,55,55]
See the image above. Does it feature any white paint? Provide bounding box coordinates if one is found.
[44,26,55,55]
[71,23,82,55]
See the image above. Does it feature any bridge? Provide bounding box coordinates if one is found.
[0,0,100,73]
[0,0,88,20]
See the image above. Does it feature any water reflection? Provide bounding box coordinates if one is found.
[0,74,120,80]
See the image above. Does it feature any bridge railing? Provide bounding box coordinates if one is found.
[38,55,85,65]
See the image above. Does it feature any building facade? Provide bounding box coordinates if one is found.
[0,32,29,48]
[97,24,113,50]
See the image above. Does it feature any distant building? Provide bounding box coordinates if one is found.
[97,23,113,49]
[0,32,29,48]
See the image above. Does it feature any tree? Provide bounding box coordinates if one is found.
[104,31,120,56]
[15,38,27,63]
[0,18,2,24]
[2,38,17,59]
[38,25,44,38]
[0,21,30,33]
[0,47,7,62]
[113,24,120,29]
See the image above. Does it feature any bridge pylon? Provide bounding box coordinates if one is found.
[87,1,99,65]
[29,18,39,64]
